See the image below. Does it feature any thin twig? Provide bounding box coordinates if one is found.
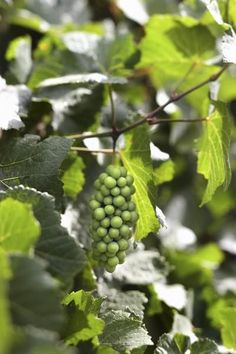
[147,117,208,125]
[66,64,229,141]
[71,147,115,154]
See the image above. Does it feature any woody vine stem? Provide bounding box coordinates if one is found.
[69,64,229,154]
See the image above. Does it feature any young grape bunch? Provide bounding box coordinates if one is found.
[89,165,139,273]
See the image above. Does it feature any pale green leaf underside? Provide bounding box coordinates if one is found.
[197,101,232,205]
[120,125,159,240]
[0,197,40,252]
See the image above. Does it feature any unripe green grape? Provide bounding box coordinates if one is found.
[105,205,115,216]
[104,176,116,189]
[92,233,100,241]
[128,201,136,211]
[121,210,131,222]
[120,186,131,198]
[117,177,126,187]
[104,196,113,205]
[89,199,101,210]
[126,175,134,185]
[115,209,122,216]
[109,228,120,239]
[131,211,139,223]
[130,185,136,195]
[118,239,129,251]
[119,224,130,237]
[96,241,107,253]
[104,235,112,243]
[94,179,101,189]
[111,187,120,197]
[120,202,128,211]
[113,195,126,207]
[106,165,121,179]
[99,172,108,183]
[100,185,110,197]
[111,216,123,229]
[96,227,107,238]
[107,242,119,254]
[94,207,105,221]
[107,256,119,267]
[117,251,126,263]
[101,217,110,228]
[105,264,116,273]
[100,254,108,262]
[120,166,127,177]
[95,191,103,203]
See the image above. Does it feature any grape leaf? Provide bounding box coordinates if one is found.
[61,152,85,200]
[190,338,219,354]
[120,125,159,240]
[9,254,65,331]
[155,334,187,354]
[0,135,72,202]
[197,101,232,205]
[99,310,153,352]
[154,160,175,185]
[62,290,104,346]
[0,186,86,284]
[220,308,236,350]
[112,250,169,285]
[0,197,40,252]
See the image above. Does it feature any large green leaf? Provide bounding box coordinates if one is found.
[155,334,186,354]
[62,290,104,346]
[0,186,86,284]
[0,197,40,252]
[190,338,219,354]
[197,101,232,205]
[120,125,159,240]
[61,152,85,200]
[9,254,65,331]
[0,135,72,202]
[99,310,153,352]
[220,308,236,350]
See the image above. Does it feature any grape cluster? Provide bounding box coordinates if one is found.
[89,165,138,273]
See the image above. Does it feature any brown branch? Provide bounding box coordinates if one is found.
[66,64,229,141]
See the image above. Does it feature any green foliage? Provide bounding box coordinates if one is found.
[0,0,236,353]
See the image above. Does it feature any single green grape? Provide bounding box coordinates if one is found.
[96,241,107,253]
[128,201,136,211]
[113,195,126,207]
[126,175,134,186]
[99,172,108,183]
[118,239,129,251]
[94,179,101,189]
[131,211,139,223]
[117,177,126,187]
[130,185,136,195]
[111,216,123,228]
[104,235,112,243]
[120,202,128,211]
[111,187,120,196]
[105,264,116,273]
[89,199,100,210]
[92,220,100,230]
[109,228,120,239]
[95,191,103,203]
[104,196,113,205]
[94,207,105,221]
[107,256,119,267]
[120,186,131,198]
[121,210,131,222]
[106,165,121,179]
[101,217,110,228]
[119,224,130,238]
[107,242,119,254]
[117,251,126,263]
[104,176,116,189]
[100,185,110,196]
[105,205,115,216]
[96,227,107,238]
[115,209,122,216]
[100,254,107,262]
